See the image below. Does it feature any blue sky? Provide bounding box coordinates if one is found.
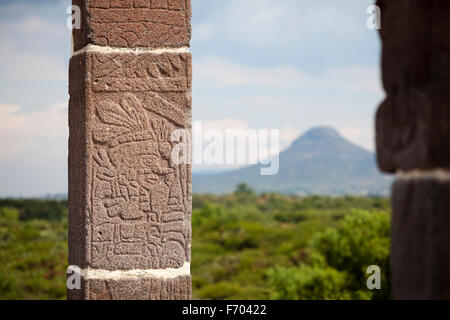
[0,0,383,197]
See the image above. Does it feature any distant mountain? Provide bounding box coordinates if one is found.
[193,127,393,196]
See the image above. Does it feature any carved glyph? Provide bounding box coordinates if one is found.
[86,52,191,270]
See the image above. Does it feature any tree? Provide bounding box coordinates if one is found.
[268,209,391,300]
[234,183,254,195]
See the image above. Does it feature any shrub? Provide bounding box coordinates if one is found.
[267,209,391,300]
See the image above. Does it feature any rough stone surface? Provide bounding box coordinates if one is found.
[377,0,450,300]
[72,0,191,51]
[391,179,450,299]
[68,276,191,300]
[69,51,192,271]
[375,0,450,173]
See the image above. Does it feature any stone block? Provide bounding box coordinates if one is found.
[376,85,450,172]
[375,0,450,172]
[68,50,192,271]
[68,276,191,300]
[72,0,191,50]
[391,178,450,299]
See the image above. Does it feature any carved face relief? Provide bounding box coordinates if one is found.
[90,92,189,269]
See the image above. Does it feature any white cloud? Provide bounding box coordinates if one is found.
[0,46,67,81]
[195,118,299,161]
[191,116,376,175]
[195,56,382,96]
[0,102,68,159]
[249,3,285,24]
[222,0,366,46]
[199,118,298,149]
[192,56,383,153]
[339,127,361,140]
[0,13,68,49]
[279,126,300,148]
[17,15,58,33]
[192,22,215,44]
[320,66,382,94]
[201,118,249,132]
[338,125,375,151]
[0,12,69,82]
[0,0,382,194]
[195,57,304,87]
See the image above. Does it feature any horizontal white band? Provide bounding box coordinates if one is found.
[72,44,189,57]
[68,261,190,280]
[397,169,450,182]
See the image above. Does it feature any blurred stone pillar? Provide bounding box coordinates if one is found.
[68,0,192,300]
[376,0,450,299]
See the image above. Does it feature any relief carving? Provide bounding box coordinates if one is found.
[90,91,190,269]
[73,0,191,50]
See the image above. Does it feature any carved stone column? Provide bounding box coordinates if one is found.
[68,0,192,300]
[376,0,450,299]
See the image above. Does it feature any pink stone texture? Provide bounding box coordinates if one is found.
[69,0,192,300]
[68,276,192,300]
[72,0,191,51]
[69,51,192,271]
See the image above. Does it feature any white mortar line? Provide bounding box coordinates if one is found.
[72,44,189,57]
[69,262,190,280]
[397,168,450,181]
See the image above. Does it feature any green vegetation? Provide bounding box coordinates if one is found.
[267,210,390,299]
[0,187,391,300]
[0,204,68,299]
[192,184,391,299]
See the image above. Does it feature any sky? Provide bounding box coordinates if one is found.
[0,0,384,197]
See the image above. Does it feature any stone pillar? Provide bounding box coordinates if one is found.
[68,0,192,300]
[376,0,450,299]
